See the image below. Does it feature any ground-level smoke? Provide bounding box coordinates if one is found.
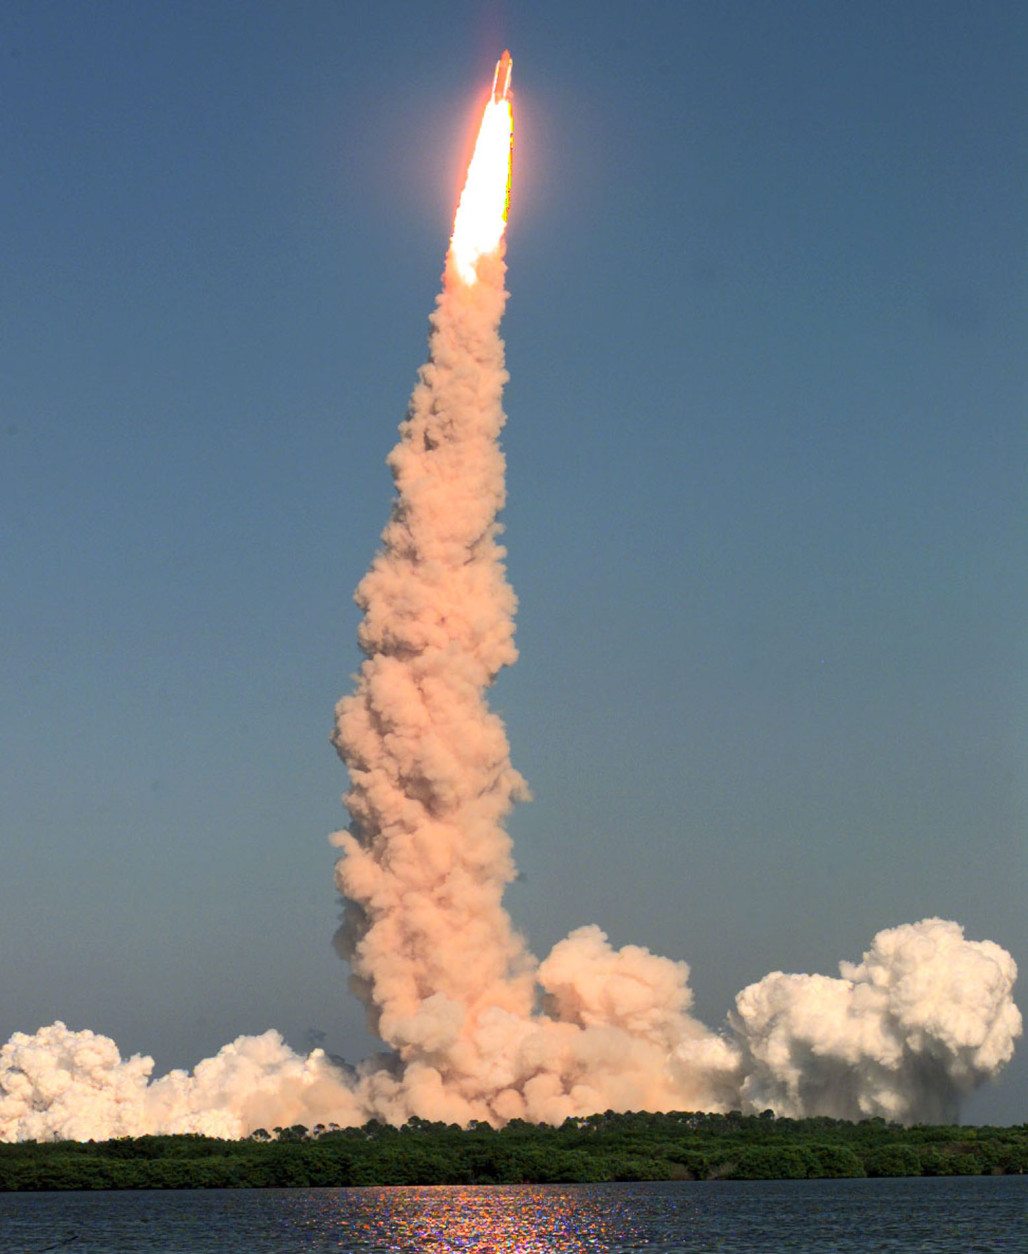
[0,917,1018,1139]
[0,56,1019,1142]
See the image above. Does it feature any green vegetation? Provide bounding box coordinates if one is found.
[1,1112,1026,1189]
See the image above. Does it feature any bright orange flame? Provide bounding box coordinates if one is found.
[450,54,513,285]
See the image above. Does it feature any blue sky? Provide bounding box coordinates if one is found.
[3,0,1025,1123]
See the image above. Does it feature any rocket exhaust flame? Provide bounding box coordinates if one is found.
[0,55,1020,1140]
[450,52,513,285]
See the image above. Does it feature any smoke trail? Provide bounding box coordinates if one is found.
[322,65,748,1124]
[329,246,536,1056]
[0,55,1020,1141]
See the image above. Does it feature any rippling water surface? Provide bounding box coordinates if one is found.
[2,1177,1026,1253]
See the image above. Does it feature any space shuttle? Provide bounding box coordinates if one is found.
[492,51,512,103]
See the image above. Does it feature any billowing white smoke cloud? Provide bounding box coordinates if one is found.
[731,918,1022,1124]
[0,1022,366,1141]
[1,76,1020,1144]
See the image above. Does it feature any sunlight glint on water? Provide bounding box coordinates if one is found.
[1,1179,1026,1253]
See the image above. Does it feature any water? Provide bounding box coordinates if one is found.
[1,1177,1025,1253]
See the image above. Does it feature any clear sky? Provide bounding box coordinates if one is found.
[3,1,1025,1124]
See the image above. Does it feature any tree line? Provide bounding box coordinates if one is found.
[1,1110,1026,1190]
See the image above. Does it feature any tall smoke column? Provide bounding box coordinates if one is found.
[327,54,741,1124]
[329,52,538,1111]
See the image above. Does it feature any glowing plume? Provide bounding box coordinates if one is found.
[449,52,513,285]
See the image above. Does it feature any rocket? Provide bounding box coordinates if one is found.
[492,50,512,103]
